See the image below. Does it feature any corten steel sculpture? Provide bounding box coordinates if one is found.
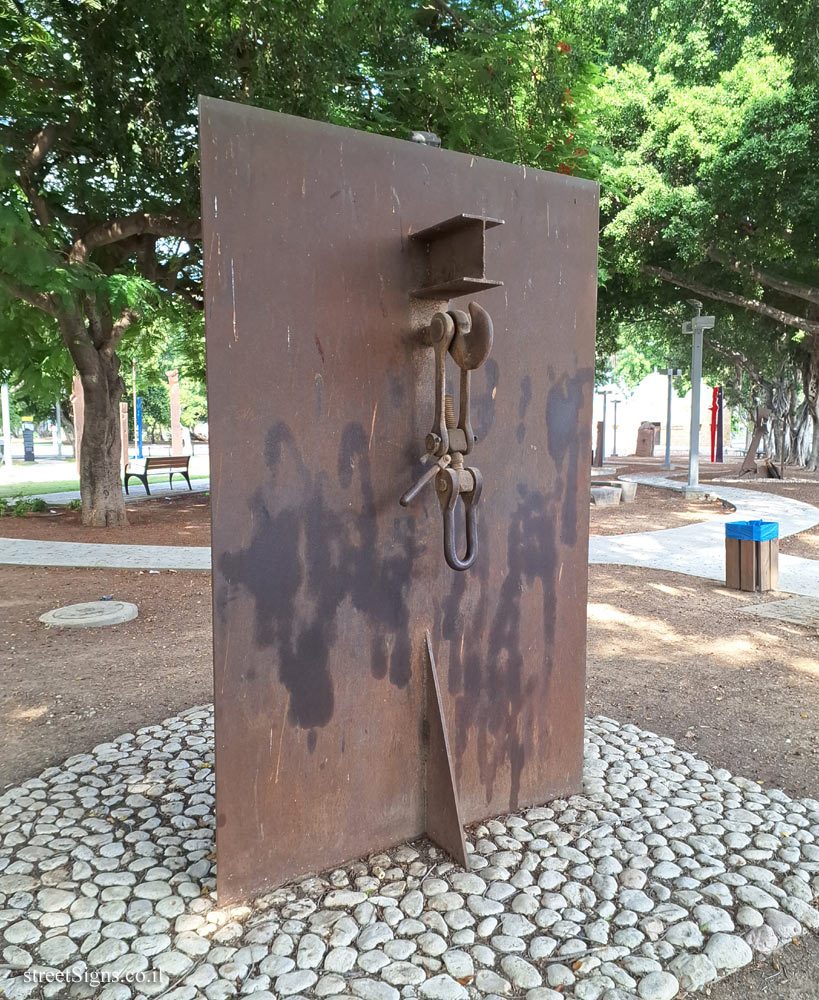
[200,97,599,904]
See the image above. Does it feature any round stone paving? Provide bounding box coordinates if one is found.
[39,601,138,628]
[0,708,817,1000]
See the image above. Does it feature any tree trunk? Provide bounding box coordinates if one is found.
[77,351,128,527]
[802,343,819,471]
[80,362,128,528]
[808,406,819,471]
[56,306,130,528]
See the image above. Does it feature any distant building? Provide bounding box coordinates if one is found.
[592,373,735,459]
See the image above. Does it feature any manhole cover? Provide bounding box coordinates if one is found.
[739,596,819,628]
[39,601,139,628]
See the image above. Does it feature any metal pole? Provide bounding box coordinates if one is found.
[612,400,619,457]
[1,383,11,469]
[136,396,143,459]
[132,360,137,459]
[688,310,704,489]
[664,369,673,469]
[601,392,607,464]
[55,399,63,458]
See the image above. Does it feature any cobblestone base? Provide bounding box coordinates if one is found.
[1,708,818,1000]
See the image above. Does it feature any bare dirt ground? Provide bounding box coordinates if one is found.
[0,492,211,546]
[586,564,819,1000]
[4,560,816,801]
[587,565,819,806]
[0,565,212,793]
[780,524,819,560]
[590,484,730,535]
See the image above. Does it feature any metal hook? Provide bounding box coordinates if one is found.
[401,300,492,571]
[449,302,493,371]
[438,466,483,571]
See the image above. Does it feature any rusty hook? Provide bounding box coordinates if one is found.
[438,466,483,571]
[449,302,493,371]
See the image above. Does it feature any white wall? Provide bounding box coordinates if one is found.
[592,373,732,458]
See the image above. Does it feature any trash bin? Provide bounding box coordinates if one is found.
[725,519,779,592]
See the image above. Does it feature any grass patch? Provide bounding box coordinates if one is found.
[0,478,80,498]
[0,473,208,499]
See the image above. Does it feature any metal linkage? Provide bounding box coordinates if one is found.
[400,302,493,571]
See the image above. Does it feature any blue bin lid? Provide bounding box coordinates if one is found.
[725,519,779,541]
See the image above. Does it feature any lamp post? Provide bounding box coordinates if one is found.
[132,359,138,459]
[661,365,682,469]
[683,300,715,489]
[1,384,11,469]
[55,399,63,458]
[596,389,612,464]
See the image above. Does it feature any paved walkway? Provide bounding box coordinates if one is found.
[19,478,211,505]
[590,475,819,597]
[0,536,211,570]
[1,477,818,593]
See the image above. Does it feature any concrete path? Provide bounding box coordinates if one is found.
[16,478,210,505]
[589,475,819,597]
[1,476,817,592]
[0,537,210,571]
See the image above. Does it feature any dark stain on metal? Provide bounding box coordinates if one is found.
[388,375,405,411]
[485,485,558,810]
[517,375,532,444]
[519,375,532,419]
[546,369,593,547]
[314,334,325,364]
[219,424,336,732]
[220,418,420,737]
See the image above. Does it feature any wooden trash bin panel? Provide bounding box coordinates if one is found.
[725,520,779,593]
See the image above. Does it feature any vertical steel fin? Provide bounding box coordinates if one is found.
[424,630,468,868]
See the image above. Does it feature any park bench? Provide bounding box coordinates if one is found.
[123,455,192,495]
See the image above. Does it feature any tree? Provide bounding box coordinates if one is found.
[594,31,819,466]
[0,0,597,526]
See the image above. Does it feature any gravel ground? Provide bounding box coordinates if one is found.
[1,709,819,1000]
[0,566,212,793]
[586,566,819,801]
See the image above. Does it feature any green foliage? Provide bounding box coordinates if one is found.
[0,495,48,517]
[0,0,598,446]
[612,343,654,389]
[68,498,82,510]
[2,0,818,473]
[592,9,819,461]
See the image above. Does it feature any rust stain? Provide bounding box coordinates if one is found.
[314,335,325,364]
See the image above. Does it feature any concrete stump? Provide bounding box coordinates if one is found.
[591,486,621,506]
[596,481,638,503]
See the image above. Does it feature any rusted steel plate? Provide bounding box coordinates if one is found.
[425,630,468,869]
[200,96,598,903]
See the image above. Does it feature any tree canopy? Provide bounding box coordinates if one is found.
[1,0,601,523]
[1,0,818,523]
[592,4,819,465]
